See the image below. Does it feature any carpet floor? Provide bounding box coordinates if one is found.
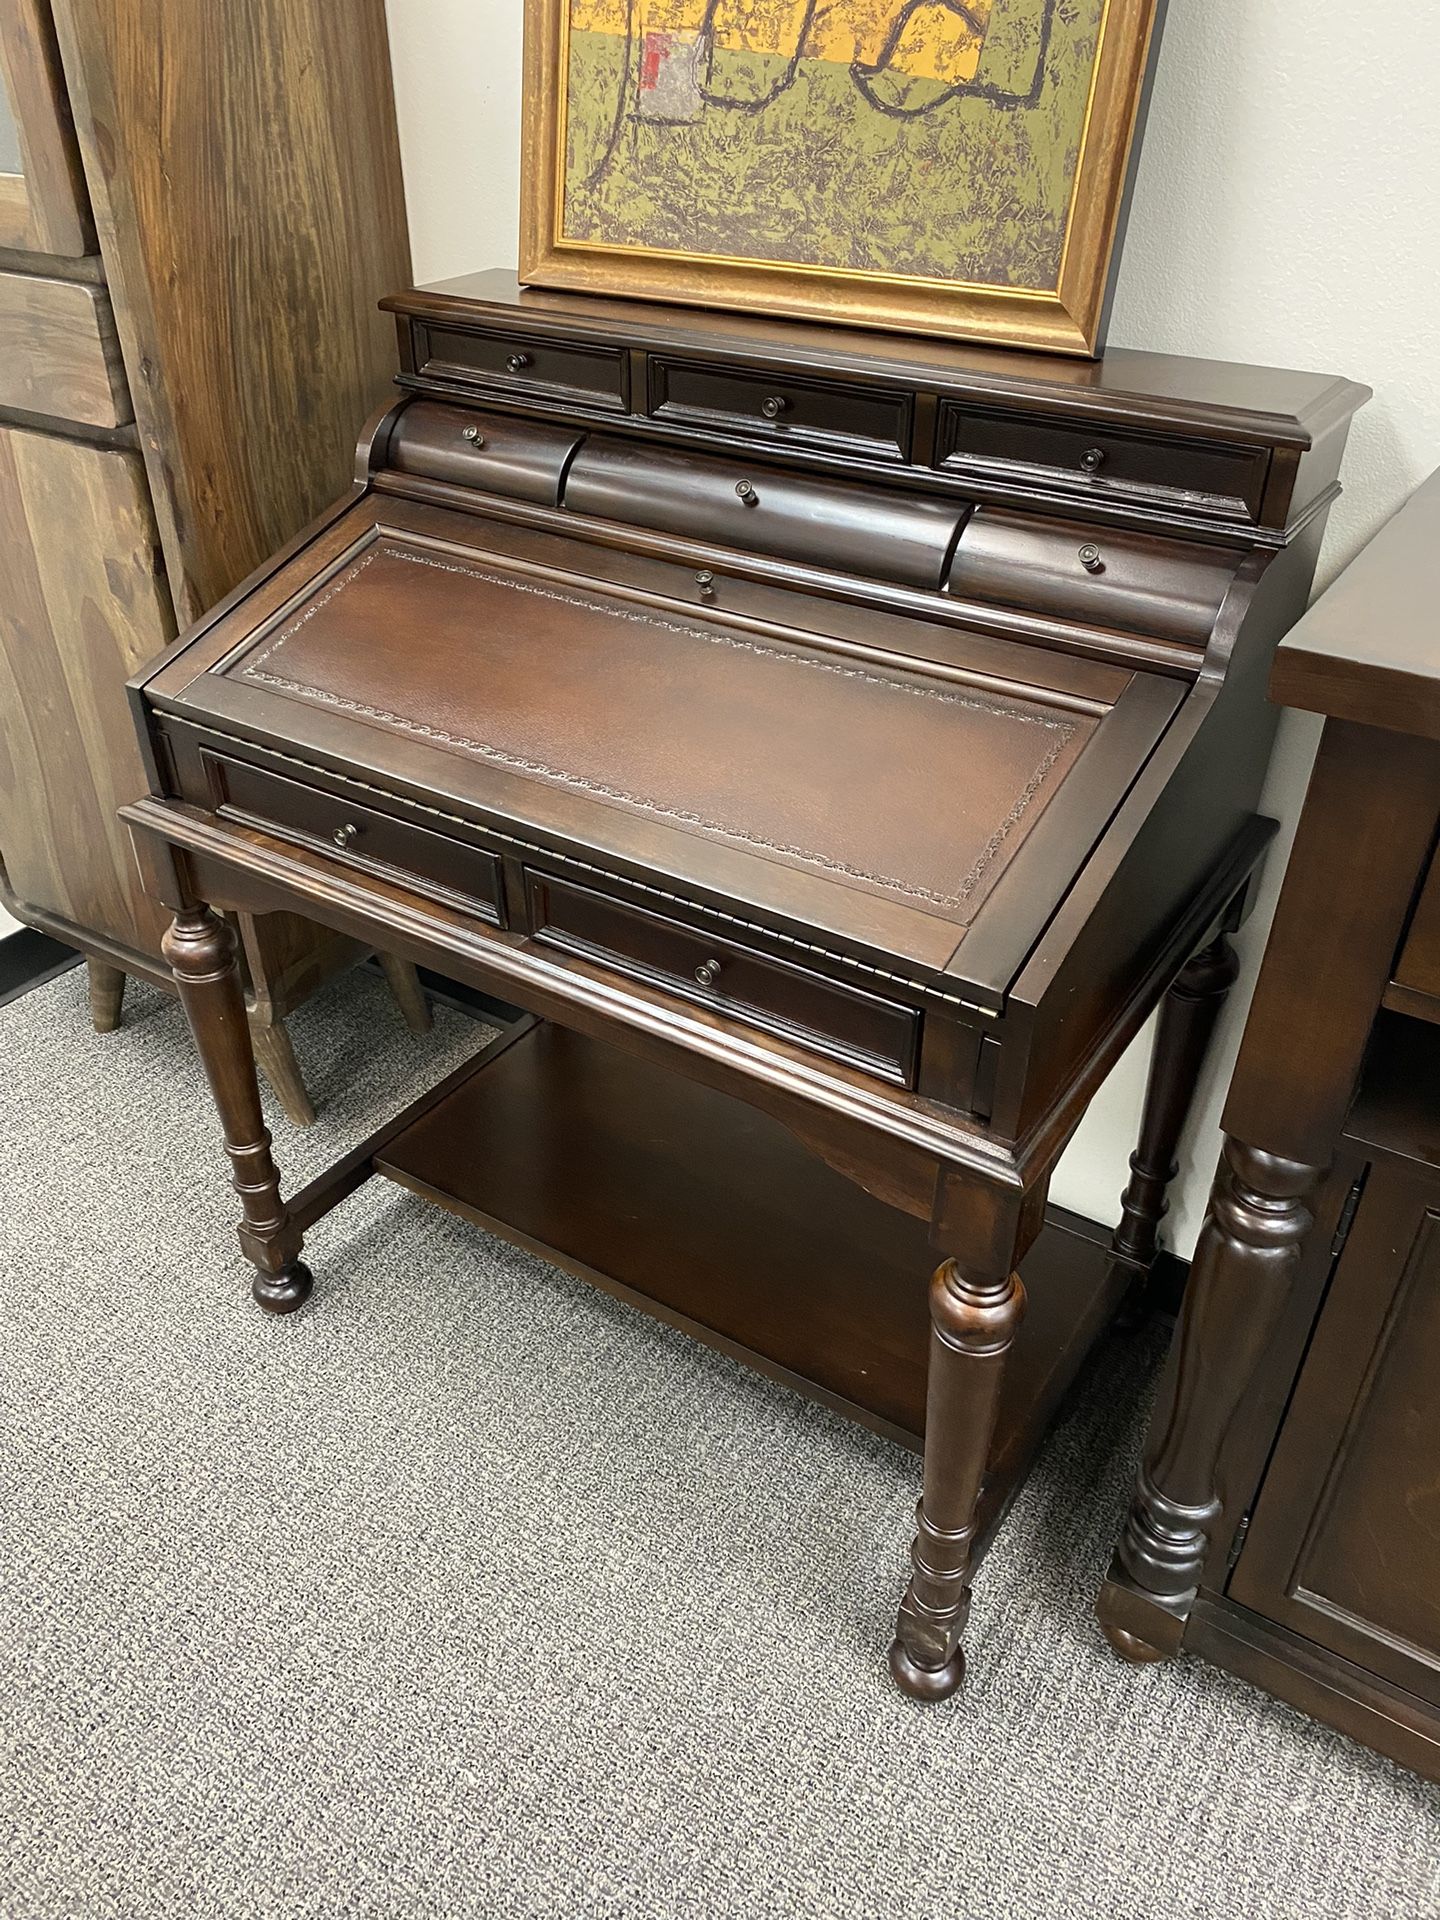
[1,966,1436,1919]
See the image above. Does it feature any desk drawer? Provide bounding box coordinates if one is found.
[935,401,1270,522]
[205,754,504,922]
[647,356,910,461]
[415,322,628,411]
[527,872,918,1083]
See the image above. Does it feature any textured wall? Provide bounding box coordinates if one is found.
[382,0,1440,1253]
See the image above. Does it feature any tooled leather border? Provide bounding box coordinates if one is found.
[237,544,1078,915]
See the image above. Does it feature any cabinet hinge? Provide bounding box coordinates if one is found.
[1225,1512,1252,1575]
[1330,1176,1365,1260]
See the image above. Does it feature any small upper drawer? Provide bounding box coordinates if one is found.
[414,322,628,411]
[203,752,504,923]
[526,870,918,1084]
[935,401,1271,523]
[647,357,911,462]
[386,400,584,505]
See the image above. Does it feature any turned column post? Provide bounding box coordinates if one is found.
[1100,1138,1316,1659]
[163,906,312,1313]
[1110,931,1239,1323]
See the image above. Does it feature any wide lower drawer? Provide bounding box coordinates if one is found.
[203,753,505,922]
[526,870,919,1084]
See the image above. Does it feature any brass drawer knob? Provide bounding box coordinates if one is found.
[332,822,360,849]
[506,352,532,373]
[735,480,759,506]
[694,957,722,988]
[1080,446,1107,473]
[461,425,486,446]
[695,570,716,599]
[1078,544,1105,575]
[761,395,789,419]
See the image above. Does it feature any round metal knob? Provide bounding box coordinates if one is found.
[694,958,722,988]
[1080,446,1107,473]
[506,352,532,373]
[332,822,360,849]
[461,425,486,446]
[1078,544,1105,575]
[695,570,716,599]
[761,395,789,419]
[735,480,758,506]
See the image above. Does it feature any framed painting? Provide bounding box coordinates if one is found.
[520,0,1166,357]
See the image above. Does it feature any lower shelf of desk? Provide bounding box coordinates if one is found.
[370,1020,1127,1539]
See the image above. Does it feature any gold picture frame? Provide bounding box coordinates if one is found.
[520,0,1165,358]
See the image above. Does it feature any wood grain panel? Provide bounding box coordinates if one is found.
[0,421,173,950]
[0,266,128,422]
[51,0,410,618]
[0,0,92,254]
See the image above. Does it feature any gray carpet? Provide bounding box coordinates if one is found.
[1,966,1436,1920]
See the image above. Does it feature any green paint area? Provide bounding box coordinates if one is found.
[562,0,1103,291]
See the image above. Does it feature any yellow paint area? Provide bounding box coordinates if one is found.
[571,0,995,83]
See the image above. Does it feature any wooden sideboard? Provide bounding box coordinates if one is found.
[123,272,1366,1698]
[1099,468,1440,1782]
[0,0,426,1117]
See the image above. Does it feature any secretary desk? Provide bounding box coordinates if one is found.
[123,272,1366,1698]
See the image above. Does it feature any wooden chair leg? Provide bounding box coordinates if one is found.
[163,906,312,1314]
[86,958,127,1033]
[889,1249,1027,1701]
[250,1015,317,1128]
[1111,931,1240,1323]
[1097,1137,1317,1661]
[377,950,432,1035]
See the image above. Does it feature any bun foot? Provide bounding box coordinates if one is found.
[1102,1619,1168,1665]
[888,1636,966,1702]
[251,1261,314,1315]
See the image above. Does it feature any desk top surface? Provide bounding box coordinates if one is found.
[1272,467,1440,742]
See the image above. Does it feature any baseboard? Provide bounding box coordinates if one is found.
[0,927,82,1009]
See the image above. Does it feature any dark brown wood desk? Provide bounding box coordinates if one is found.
[1099,469,1440,1780]
[123,273,1365,1699]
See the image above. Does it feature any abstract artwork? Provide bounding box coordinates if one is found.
[520,0,1165,354]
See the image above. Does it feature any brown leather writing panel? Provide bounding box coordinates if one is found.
[220,531,1098,935]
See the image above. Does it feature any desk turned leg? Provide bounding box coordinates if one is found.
[163,907,312,1314]
[1111,933,1239,1323]
[1098,1138,1316,1661]
[890,1256,1026,1701]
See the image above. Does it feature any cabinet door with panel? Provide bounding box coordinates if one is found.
[0,420,173,954]
[0,0,90,255]
[1229,1159,1440,1709]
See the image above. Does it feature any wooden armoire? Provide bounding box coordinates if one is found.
[0,0,425,1118]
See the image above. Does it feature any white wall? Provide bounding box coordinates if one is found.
[383,0,1440,1255]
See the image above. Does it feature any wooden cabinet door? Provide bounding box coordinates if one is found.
[1230,1161,1440,1707]
[0,0,92,254]
[0,422,174,956]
